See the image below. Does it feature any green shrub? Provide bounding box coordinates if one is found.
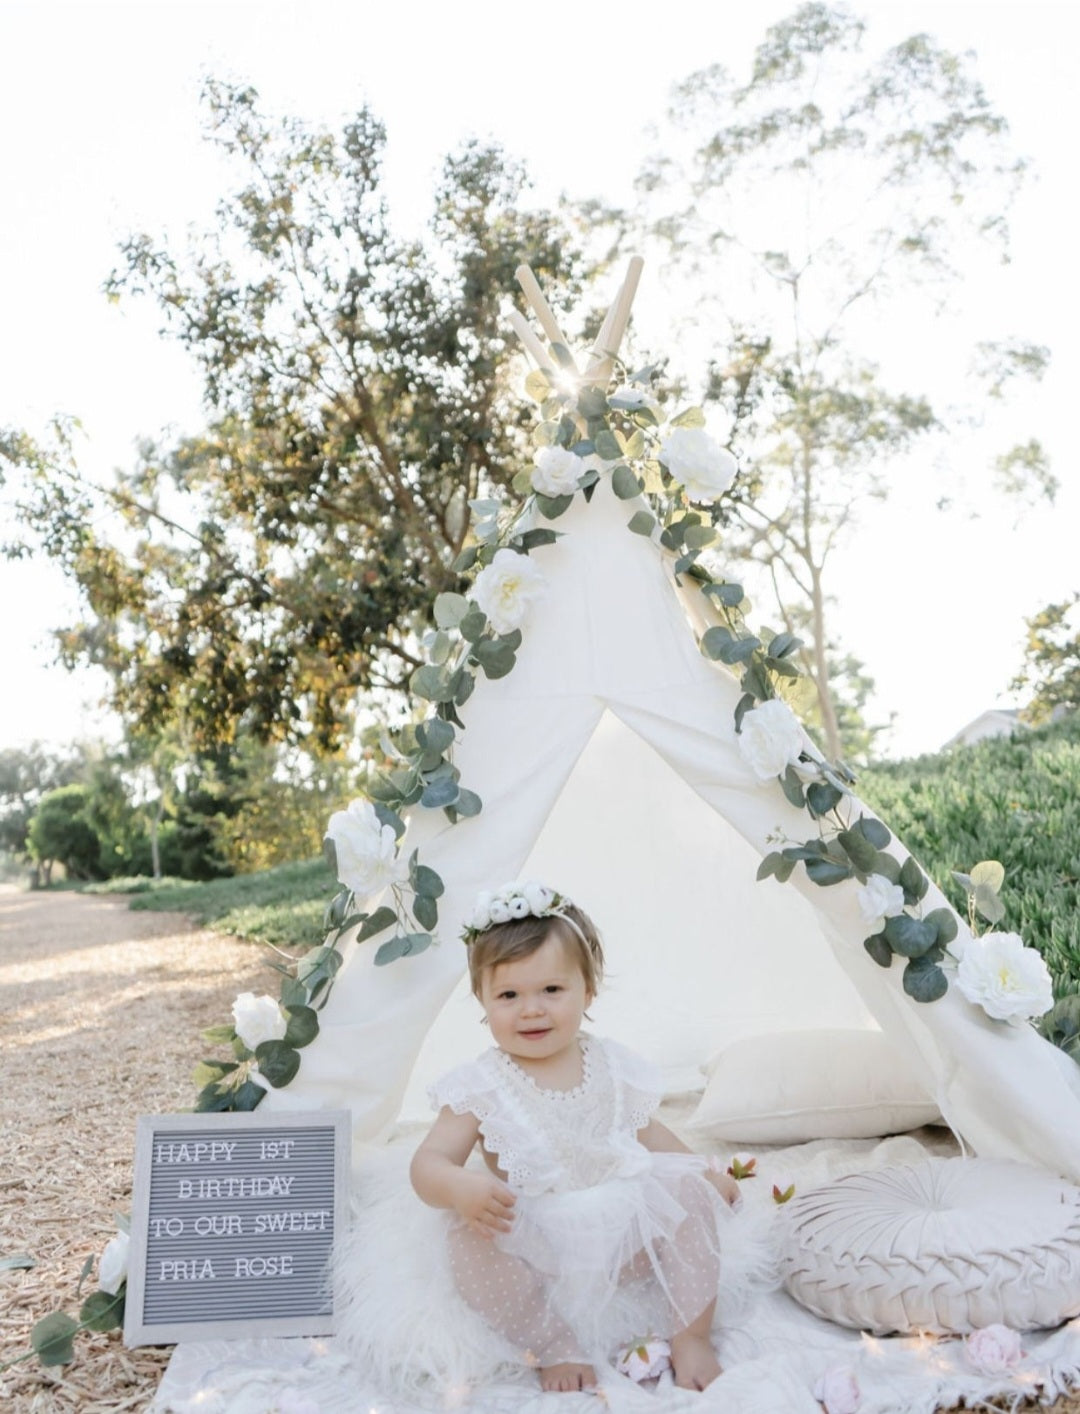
[861,714,1080,995]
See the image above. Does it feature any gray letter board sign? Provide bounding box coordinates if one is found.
[125,1110,350,1345]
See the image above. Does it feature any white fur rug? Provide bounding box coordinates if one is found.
[151,1127,1080,1414]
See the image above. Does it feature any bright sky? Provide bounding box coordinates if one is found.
[1,0,1077,760]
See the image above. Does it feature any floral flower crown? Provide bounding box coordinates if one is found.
[461,881,576,945]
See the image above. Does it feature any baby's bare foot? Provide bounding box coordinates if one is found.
[670,1331,722,1390]
[539,1361,597,1392]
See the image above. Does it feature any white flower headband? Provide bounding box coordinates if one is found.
[461,881,576,945]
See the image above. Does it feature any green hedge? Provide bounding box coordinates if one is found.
[861,714,1080,996]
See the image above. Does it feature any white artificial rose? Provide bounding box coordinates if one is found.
[508,895,531,919]
[98,1231,130,1295]
[470,548,546,635]
[232,992,288,1050]
[489,899,511,924]
[856,874,907,935]
[522,881,554,913]
[658,426,737,503]
[532,445,583,497]
[324,798,404,898]
[956,932,1054,1023]
[813,1366,861,1414]
[737,699,804,782]
[965,1324,1023,1374]
[469,891,493,932]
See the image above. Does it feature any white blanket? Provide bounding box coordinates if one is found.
[152,1128,1080,1414]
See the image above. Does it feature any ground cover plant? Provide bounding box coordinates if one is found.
[860,713,1080,997]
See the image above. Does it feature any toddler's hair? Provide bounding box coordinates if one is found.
[467,905,605,999]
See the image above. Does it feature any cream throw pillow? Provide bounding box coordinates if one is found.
[782,1157,1080,1333]
[687,1029,941,1142]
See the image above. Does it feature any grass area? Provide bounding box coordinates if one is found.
[83,857,334,951]
[861,712,1080,996]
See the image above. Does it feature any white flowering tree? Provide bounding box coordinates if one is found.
[192,261,1055,1112]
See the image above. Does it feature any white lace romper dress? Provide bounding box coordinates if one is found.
[430,1033,732,1366]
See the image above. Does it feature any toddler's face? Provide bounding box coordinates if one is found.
[479,931,592,1065]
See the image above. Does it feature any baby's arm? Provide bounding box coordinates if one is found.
[637,1118,741,1206]
[410,1105,517,1239]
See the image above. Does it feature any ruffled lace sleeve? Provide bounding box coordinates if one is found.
[601,1037,665,1133]
[427,1056,498,1118]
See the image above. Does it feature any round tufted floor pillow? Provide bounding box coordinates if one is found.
[781,1157,1080,1335]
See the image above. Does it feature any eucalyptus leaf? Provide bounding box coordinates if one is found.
[201,1022,237,1045]
[80,1289,125,1333]
[356,906,397,942]
[863,935,893,968]
[418,717,455,754]
[756,852,784,882]
[284,1005,319,1049]
[872,851,902,884]
[684,524,716,549]
[741,663,772,701]
[421,777,460,808]
[459,606,487,642]
[704,581,744,606]
[515,529,560,552]
[853,816,892,849]
[899,856,929,904]
[768,632,803,659]
[453,787,483,817]
[576,386,608,419]
[594,429,621,460]
[974,882,1007,924]
[321,835,337,876]
[0,1253,35,1271]
[280,976,308,1009]
[372,802,405,838]
[31,1311,79,1366]
[804,858,852,886]
[971,860,1005,893]
[903,957,949,1003]
[535,492,574,520]
[524,369,551,402]
[883,914,938,959]
[952,870,974,893]
[779,766,806,809]
[411,664,449,702]
[837,828,878,872]
[611,464,642,499]
[775,856,797,882]
[627,510,656,537]
[413,894,438,931]
[925,907,959,945]
[700,626,733,659]
[670,406,706,429]
[413,864,445,898]
[718,636,760,665]
[232,1079,267,1110]
[765,655,801,678]
[806,782,843,818]
[453,546,478,573]
[254,1041,301,1088]
[452,666,476,705]
[433,592,469,630]
[623,428,646,458]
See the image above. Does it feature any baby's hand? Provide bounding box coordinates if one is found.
[453,1170,516,1238]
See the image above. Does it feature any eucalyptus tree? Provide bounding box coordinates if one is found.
[634,2,1051,759]
[3,80,587,754]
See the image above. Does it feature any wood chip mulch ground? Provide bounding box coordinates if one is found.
[1,882,1077,1413]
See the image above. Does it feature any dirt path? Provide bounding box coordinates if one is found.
[0,886,266,1412]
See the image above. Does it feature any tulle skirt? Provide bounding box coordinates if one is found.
[335,1145,778,1399]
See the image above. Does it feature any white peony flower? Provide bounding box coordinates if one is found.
[738,699,805,782]
[232,992,288,1051]
[658,426,737,503]
[532,445,583,497]
[965,1324,1023,1374]
[98,1231,130,1295]
[856,874,907,935]
[813,1365,861,1414]
[470,548,546,635]
[955,932,1054,1023]
[615,1338,672,1383]
[324,798,404,898]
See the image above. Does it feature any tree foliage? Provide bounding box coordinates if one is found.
[3,80,587,753]
[1012,596,1080,726]
[631,2,1051,758]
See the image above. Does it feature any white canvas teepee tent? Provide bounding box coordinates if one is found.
[261,264,1080,1182]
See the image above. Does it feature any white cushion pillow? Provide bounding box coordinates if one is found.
[686,1029,941,1142]
[782,1157,1080,1333]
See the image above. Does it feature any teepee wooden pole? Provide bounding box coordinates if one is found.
[515,264,576,367]
[583,256,645,384]
[506,307,555,373]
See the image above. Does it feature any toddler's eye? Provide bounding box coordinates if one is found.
[545,985,563,993]
[498,990,517,1000]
